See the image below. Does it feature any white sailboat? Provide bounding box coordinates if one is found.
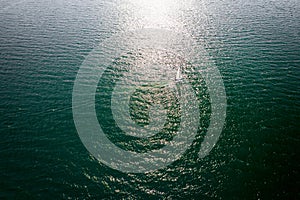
[175,67,183,82]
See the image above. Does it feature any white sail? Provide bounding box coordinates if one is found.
[175,67,183,82]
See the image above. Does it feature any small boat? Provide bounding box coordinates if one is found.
[175,67,183,82]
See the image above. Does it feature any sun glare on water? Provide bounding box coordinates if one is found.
[119,0,189,30]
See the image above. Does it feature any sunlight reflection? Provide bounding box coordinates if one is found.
[119,0,186,30]
[133,0,174,27]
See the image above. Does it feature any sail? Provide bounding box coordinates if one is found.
[175,67,182,82]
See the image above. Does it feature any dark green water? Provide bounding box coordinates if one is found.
[0,0,299,199]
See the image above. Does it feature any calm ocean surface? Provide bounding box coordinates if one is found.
[0,0,299,199]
